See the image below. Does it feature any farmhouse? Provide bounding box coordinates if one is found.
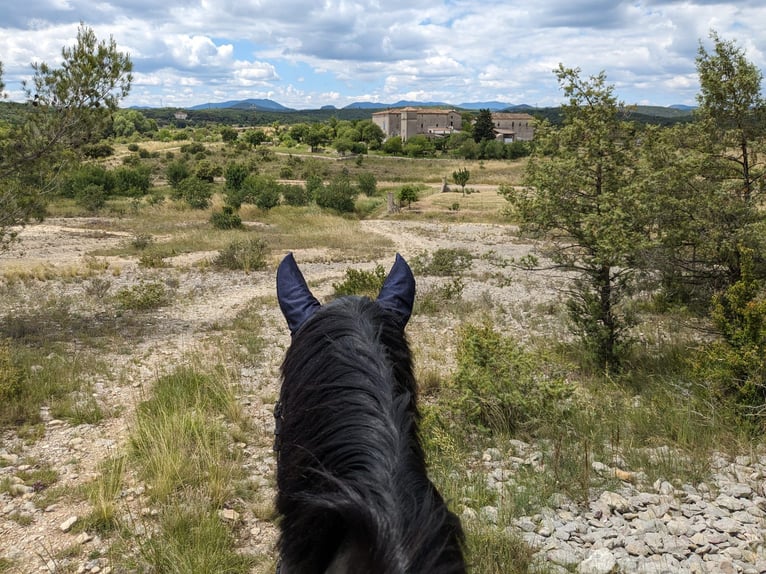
[373,108,536,142]
[491,112,535,142]
[372,108,462,141]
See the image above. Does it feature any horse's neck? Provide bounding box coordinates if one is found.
[278,536,385,574]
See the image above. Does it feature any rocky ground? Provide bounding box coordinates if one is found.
[1,218,764,573]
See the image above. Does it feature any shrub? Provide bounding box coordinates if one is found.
[382,136,403,155]
[255,184,281,211]
[76,184,108,212]
[195,160,220,183]
[166,160,191,188]
[113,165,151,197]
[696,248,766,416]
[356,173,377,196]
[412,248,473,276]
[131,233,154,250]
[60,165,115,198]
[237,174,280,210]
[176,177,213,209]
[304,174,324,201]
[282,184,311,207]
[332,265,386,299]
[279,166,294,179]
[213,238,268,272]
[210,206,243,230]
[115,281,169,311]
[315,173,357,213]
[452,323,574,434]
[83,142,115,158]
[414,278,466,316]
[180,142,206,155]
[224,162,249,192]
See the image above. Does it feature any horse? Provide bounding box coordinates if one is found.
[274,253,466,574]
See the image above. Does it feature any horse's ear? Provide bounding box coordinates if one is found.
[377,253,416,327]
[277,253,321,335]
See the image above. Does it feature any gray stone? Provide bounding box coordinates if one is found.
[577,548,617,574]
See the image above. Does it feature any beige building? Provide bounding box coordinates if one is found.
[490,112,535,142]
[372,108,462,141]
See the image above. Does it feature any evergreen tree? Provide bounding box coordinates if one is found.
[505,66,647,370]
[472,108,496,143]
[0,25,132,250]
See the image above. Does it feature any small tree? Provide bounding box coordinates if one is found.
[398,185,419,209]
[356,173,377,196]
[506,66,647,371]
[0,25,132,250]
[452,168,470,194]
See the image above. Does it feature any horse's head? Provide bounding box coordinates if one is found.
[276,253,416,336]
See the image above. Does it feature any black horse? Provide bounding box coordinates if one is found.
[275,253,466,574]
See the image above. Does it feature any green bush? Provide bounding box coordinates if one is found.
[176,177,213,209]
[315,173,357,213]
[451,323,574,434]
[180,142,206,155]
[356,172,377,196]
[115,281,169,311]
[76,184,108,212]
[113,165,151,197]
[166,160,191,188]
[255,184,281,211]
[83,142,115,158]
[696,248,766,416]
[412,248,473,276]
[332,265,386,299]
[213,238,268,273]
[282,183,311,207]
[224,162,249,192]
[210,206,243,230]
[195,160,220,183]
[304,174,324,201]
[60,165,115,198]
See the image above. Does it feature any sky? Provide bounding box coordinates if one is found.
[1,1,765,110]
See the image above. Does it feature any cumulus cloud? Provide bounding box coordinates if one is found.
[0,0,764,108]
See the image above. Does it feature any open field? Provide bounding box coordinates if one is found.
[0,186,764,573]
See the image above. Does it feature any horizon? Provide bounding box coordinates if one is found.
[1,1,764,110]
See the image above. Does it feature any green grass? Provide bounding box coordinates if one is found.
[121,365,261,572]
[0,340,108,429]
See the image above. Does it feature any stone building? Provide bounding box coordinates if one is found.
[490,112,535,142]
[372,108,462,141]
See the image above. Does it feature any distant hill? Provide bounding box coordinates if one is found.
[458,101,515,111]
[189,98,294,111]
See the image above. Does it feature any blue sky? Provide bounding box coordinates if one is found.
[1,1,764,109]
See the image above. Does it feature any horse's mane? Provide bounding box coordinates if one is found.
[277,296,465,574]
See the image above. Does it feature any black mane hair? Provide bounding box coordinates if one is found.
[276,296,466,574]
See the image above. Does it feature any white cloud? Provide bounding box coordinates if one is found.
[1,1,764,108]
